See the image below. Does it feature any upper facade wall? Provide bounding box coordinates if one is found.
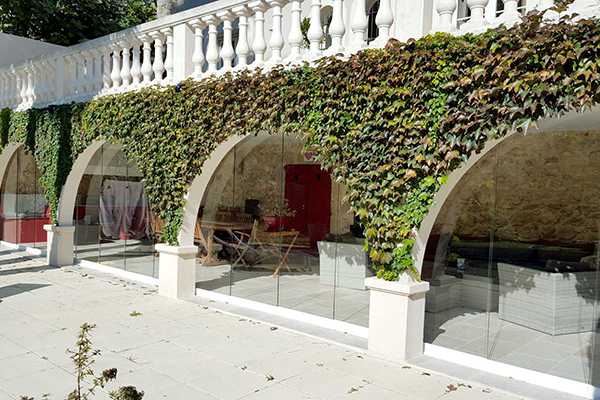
[0,0,597,111]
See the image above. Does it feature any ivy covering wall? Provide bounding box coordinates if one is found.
[1,6,598,280]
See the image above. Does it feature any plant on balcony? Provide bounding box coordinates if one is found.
[1,2,597,281]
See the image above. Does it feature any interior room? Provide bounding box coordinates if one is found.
[422,131,600,385]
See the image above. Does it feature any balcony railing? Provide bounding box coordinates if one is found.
[0,0,396,110]
[1,0,598,111]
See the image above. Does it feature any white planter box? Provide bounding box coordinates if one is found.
[498,263,599,335]
[318,241,371,290]
[426,273,498,313]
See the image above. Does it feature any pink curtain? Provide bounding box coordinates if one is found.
[99,180,150,240]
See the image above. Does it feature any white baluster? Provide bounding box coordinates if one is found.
[91,50,102,92]
[436,0,457,32]
[232,7,251,68]
[161,28,174,84]
[188,19,206,77]
[38,61,48,103]
[45,60,56,103]
[0,72,5,107]
[350,0,368,51]
[70,54,81,96]
[26,64,34,106]
[217,11,236,70]
[496,0,521,26]
[329,0,345,54]
[287,0,304,60]
[139,35,153,85]
[120,42,132,90]
[110,45,122,90]
[461,0,489,32]
[150,31,165,84]
[130,40,142,87]
[82,51,94,94]
[202,15,220,73]
[538,0,555,9]
[63,56,72,97]
[308,0,323,56]
[375,0,393,45]
[102,48,112,93]
[267,0,285,63]
[250,1,268,65]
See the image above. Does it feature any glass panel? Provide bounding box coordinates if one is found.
[196,141,234,296]
[97,144,126,271]
[331,182,371,327]
[1,150,18,244]
[277,135,335,319]
[423,149,497,358]
[487,131,600,384]
[74,146,102,263]
[123,159,157,278]
[16,148,48,250]
[229,135,281,305]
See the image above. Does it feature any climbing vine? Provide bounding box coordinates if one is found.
[1,5,599,280]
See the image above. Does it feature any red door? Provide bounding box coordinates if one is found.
[284,164,332,247]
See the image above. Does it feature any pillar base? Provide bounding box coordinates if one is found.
[156,244,198,299]
[366,275,430,362]
[44,224,75,267]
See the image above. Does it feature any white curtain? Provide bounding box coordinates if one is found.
[99,180,150,240]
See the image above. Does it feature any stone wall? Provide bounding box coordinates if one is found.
[432,131,600,246]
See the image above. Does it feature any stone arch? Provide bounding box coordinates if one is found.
[0,143,22,190]
[178,134,265,246]
[56,140,106,226]
[413,109,600,277]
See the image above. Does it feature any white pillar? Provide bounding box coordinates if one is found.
[287,0,304,61]
[267,0,286,63]
[161,27,174,84]
[202,15,220,73]
[173,22,194,82]
[102,48,112,93]
[233,6,251,68]
[188,19,206,78]
[250,1,268,65]
[45,225,75,267]
[156,244,198,299]
[130,40,142,87]
[350,0,368,51]
[218,11,236,70]
[375,0,394,45]
[140,34,154,85]
[120,42,132,90]
[366,276,430,362]
[308,0,323,56]
[461,0,489,32]
[329,0,345,54]
[110,45,122,91]
[436,0,457,32]
[150,31,165,85]
[496,0,521,26]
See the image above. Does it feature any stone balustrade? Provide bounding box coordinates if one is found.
[1,0,600,111]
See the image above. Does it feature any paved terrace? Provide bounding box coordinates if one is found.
[0,247,554,399]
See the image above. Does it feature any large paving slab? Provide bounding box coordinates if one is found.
[0,247,541,399]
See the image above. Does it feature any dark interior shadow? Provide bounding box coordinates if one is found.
[0,283,50,299]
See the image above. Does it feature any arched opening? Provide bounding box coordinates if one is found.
[421,130,600,385]
[192,133,371,327]
[0,145,49,250]
[72,142,159,278]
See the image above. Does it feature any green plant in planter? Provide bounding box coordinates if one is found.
[377,238,420,281]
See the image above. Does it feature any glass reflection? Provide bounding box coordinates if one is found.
[73,143,157,278]
[196,134,371,327]
[424,131,600,384]
[0,147,48,249]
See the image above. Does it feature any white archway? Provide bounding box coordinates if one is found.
[178,135,246,246]
[413,107,600,276]
[56,140,106,226]
[0,143,22,191]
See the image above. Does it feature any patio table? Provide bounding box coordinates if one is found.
[196,220,253,265]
